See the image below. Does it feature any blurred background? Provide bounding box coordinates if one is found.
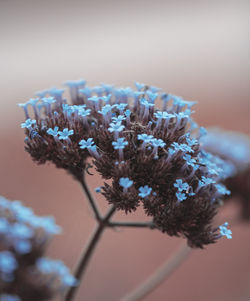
[0,0,249,300]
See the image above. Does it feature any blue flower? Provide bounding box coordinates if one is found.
[58,128,74,140]
[146,91,158,102]
[200,176,216,186]
[27,98,39,106]
[112,138,128,149]
[0,251,17,274]
[101,94,112,103]
[101,83,114,93]
[135,82,145,91]
[183,154,197,167]
[138,186,152,198]
[64,79,86,87]
[140,98,154,108]
[95,187,101,193]
[47,126,59,137]
[78,108,91,117]
[10,223,34,239]
[48,88,65,97]
[151,138,166,148]
[174,179,189,192]
[113,103,128,112]
[172,142,194,153]
[176,192,187,202]
[21,119,36,129]
[137,134,154,143]
[112,115,126,122]
[215,184,231,195]
[79,138,95,149]
[108,122,125,133]
[35,90,47,98]
[219,222,232,239]
[185,133,198,146]
[98,104,113,116]
[42,97,56,105]
[124,109,131,117]
[88,96,100,103]
[119,177,133,189]
[199,127,207,137]
[13,240,32,254]
[37,257,77,287]
[79,87,92,97]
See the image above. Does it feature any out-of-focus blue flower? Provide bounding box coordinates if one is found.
[42,97,56,105]
[219,222,232,239]
[36,257,77,287]
[88,96,100,103]
[78,108,91,117]
[215,184,231,195]
[138,186,152,198]
[64,79,86,87]
[135,82,145,91]
[48,88,65,97]
[112,115,126,123]
[21,119,36,129]
[140,98,154,108]
[98,104,113,116]
[0,251,17,274]
[113,103,128,112]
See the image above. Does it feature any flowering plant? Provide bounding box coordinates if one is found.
[3,80,247,300]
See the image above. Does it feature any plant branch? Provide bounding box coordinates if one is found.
[120,241,191,301]
[79,175,101,221]
[65,205,116,301]
[108,221,156,229]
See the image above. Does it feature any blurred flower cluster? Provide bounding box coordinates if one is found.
[202,128,250,220]
[0,196,76,300]
[19,80,233,248]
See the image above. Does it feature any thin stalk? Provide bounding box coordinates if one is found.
[109,221,156,229]
[65,206,116,301]
[79,176,101,221]
[121,241,191,301]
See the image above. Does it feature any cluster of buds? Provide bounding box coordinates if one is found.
[201,128,250,220]
[0,196,76,300]
[19,80,233,248]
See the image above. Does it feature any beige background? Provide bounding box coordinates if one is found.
[0,0,250,300]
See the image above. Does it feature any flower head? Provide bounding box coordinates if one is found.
[79,138,94,149]
[20,80,234,248]
[219,222,232,239]
[119,177,133,189]
[138,186,152,198]
[58,128,74,140]
[112,138,128,149]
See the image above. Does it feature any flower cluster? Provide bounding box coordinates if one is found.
[0,196,76,300]
[202,128,250,220]
[20,80,233,248]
